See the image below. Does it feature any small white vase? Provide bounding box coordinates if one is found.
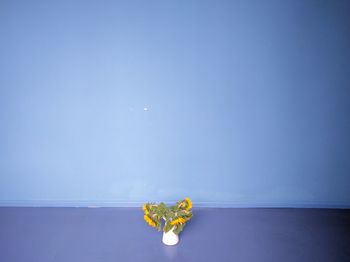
[162,227,179,246]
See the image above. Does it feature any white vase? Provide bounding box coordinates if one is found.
[162,227,179,246]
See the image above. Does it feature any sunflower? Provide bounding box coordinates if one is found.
[170,217,186,226]
[144,214,157,228]
[142,204,149,214]
[184,197,192,210]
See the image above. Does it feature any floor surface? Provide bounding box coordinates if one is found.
[0,207,349,262]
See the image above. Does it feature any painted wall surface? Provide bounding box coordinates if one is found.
[1,0,350,207]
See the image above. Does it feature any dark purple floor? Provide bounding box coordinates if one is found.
[0,208,349,262]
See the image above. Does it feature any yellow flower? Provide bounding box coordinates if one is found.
[142,204,149,214]
[185,197,192,210]
[171,217,186,226]
[144,214,156,228]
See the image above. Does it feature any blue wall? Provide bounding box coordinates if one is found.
[1,0,350,207]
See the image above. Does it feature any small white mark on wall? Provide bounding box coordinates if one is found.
[143,107,149,111]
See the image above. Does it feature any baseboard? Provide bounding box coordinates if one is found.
[0,200,349,209]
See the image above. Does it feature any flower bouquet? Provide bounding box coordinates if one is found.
[142,198,193,245]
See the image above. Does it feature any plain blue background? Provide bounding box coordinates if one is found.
[1,0,349,207]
